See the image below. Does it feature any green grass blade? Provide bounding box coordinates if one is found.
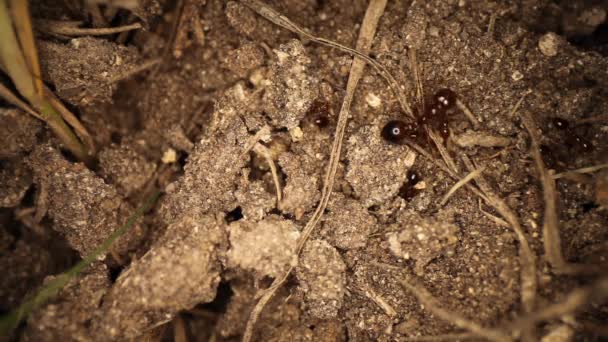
[0,191,161,336]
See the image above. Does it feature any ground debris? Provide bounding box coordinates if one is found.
[319,193,377,250]
[37,37,140,106]
[388,212,459,275]
[226,216,300,278]
[27,145,146,259]
[296,239,346,319]
[262,40,319,130]
[278,152,322,219]
[0,109,43,159]
[93,212,225,340]
[0,159,32,208]
[98,142,157,197]
[22,264,110,342]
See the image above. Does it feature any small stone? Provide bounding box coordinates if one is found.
[539,33,560,57]
[365,93,382,108]
[161,148,177,164]
[511,70,524,81]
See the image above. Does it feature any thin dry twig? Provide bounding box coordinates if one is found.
[456,99,480,130]
[253,143,282,206]
[399,278,512,342]
[553,163,608,180]
[35,19,142,36]
[511,276,608,331]
[360,283,397,317]
[440,167,485,206]
[106,58,162,84]
[462,154,537,313]
[520,112,604,275]
[10,0,43,95]
[241,1,387,341]
[429,130,459,174]
[400,333,478,341]
[0,82,43,119]
[240,0,415,119]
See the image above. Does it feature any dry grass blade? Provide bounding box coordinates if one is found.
[0,0,91,161]
[241,1,387,341]
[9,0,43,96]
[440,167,484,206]
[35,19,142,36]
[401,333,478,341]
[462,155,537,313]
[399,278,513,342]
[520,112,604,275]
[240,0,415,119]
[553,163,608,179]
[253,143,282,205]
[511,276,608,331]
[43,86,96,154]
[0,82,43,119]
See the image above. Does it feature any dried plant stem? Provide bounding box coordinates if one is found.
[253,143,282,205]
[553,163,608,179]
[399,278,512,342]
[240,0,415,119]
[462,155,537,313]
[0,0,91,161]
[401,333,478,341]
[440,167,484,206]
[0,82,43,119]
[511,276,608,331]
[520,112,604,275]
[241,1,387,341]
[35,20,142,36]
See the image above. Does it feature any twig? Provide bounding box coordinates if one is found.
[440,167,484,206]
[552,163,608,180]
[511,276,608,330]
[106,58,162,84]
[241,1,388,341]
[462,155,537,313]
[576,114,608,124]
[399,278,512,342]
[0,82,43,120]
[0,0,90,161]
[10,0,43,95]
[400,333,478,341]
[43,86,96,155]
[240,0,415,119]
[360,283,397,317]
[456,99,480,130]
[507,90,530,118]
[520,112,604,275]
[253,143,282,206]
[35,19,142,36]
[429,130,459,174]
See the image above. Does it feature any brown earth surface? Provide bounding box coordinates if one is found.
[1,0,608,341]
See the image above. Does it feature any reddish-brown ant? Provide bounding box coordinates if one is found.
[381,88,458,146]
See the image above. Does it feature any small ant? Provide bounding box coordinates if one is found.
[398,170,421,200]
[305,100,331,129]
[381,88,458,146]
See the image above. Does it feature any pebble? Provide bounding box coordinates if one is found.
[539,33,559,57]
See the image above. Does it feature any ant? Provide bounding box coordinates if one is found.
[381,88,458,146]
